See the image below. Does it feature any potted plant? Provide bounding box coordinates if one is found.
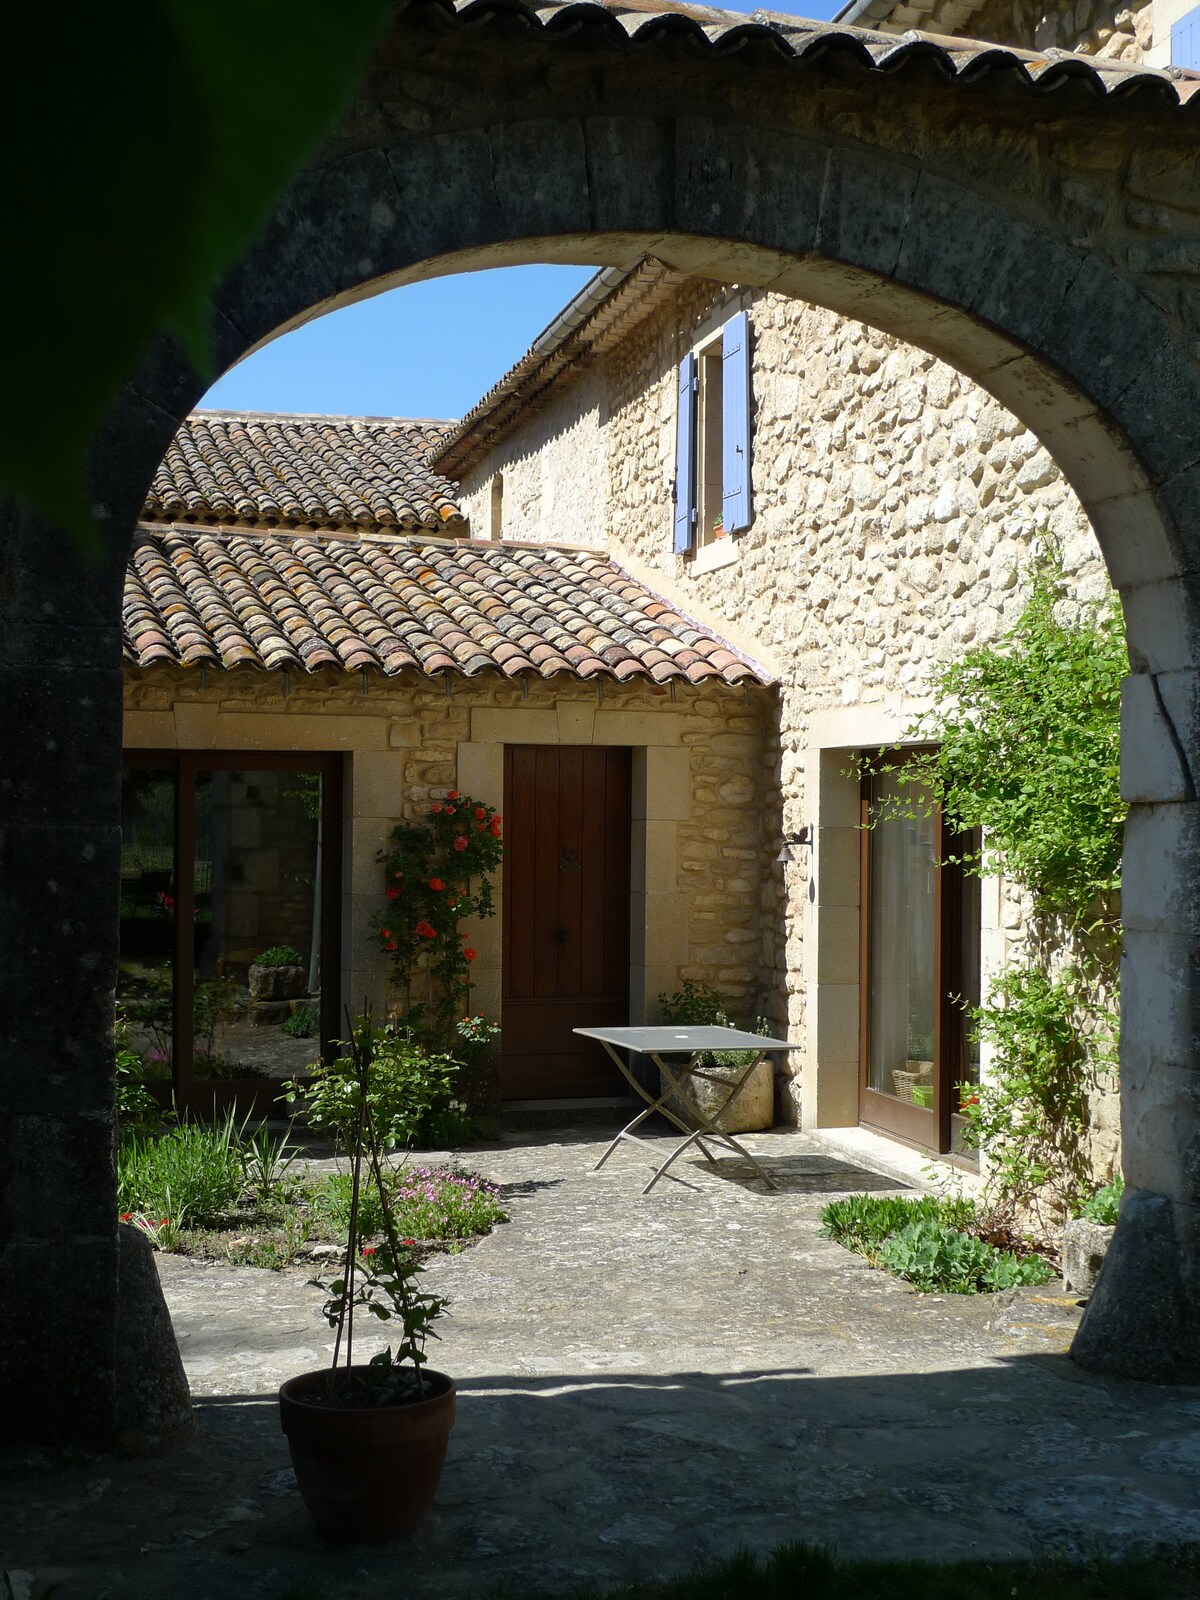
[655,980,774,1133]
[279,1011,454,1541]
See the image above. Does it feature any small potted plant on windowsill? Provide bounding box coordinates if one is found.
[711,512,726,539]
[279,1011,454,1542]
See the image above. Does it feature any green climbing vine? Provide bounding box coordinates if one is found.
[861,543,1127,1220]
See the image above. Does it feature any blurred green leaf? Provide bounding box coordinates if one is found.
[1,0,388,545]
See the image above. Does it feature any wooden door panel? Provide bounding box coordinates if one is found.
[502,745,631,1099]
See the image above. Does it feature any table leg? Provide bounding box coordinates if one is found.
[649,1052,778,1191]
[590,1040,698,1174]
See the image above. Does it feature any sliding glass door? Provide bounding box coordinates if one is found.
[120,752,342,1113]
[859,753,980,1159]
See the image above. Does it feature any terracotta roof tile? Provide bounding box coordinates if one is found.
[144,411,467,534]
[124,530,770,687]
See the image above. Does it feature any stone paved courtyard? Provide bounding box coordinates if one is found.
[4,1117,1200,1600]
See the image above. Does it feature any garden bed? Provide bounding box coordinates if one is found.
[117,1115,508,1272]
[819,1193,1054,1294]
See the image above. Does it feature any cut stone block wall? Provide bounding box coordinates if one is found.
[124,665,774,1045]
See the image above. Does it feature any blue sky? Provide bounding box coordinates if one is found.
[202,0,845,423]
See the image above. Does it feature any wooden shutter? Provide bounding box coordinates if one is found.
[721,310,752,534]
[1173,3,1200,65]
[673,351,697,554]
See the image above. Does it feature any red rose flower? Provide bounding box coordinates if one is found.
[386,941,398,953]
[463,948,477,963]
[474,807,486,820]
[386,886,399,900]
[415,920,437,939]
[380,927,393,940]
[428,878,446,891]
[490,814,503,837]
[477,821,486,831]
[431,803,443,814]
[447,790,460,800]
[445,805,456,815]
[453,836,468,851]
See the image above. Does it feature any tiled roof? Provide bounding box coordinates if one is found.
[124,529,768,686]
[434,0,1200,104]
[144,411,467,534]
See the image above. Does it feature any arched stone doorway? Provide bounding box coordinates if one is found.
[6,0,1200,1442]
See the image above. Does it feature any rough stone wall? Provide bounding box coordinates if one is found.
[456,366,607,547]
[446,271,1123,1177]
[964,0,1151,58]
[604,287,1118,1169]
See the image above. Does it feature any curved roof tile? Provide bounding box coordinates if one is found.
[145,412,468,534]
[124,529,769,687]
[442,0,1200,105]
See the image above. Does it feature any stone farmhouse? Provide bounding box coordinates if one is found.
[115,0,1199,1176]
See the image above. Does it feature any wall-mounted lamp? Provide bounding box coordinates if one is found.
[775,825,813,865]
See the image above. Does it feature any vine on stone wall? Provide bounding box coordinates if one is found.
[862,543,1127,1221]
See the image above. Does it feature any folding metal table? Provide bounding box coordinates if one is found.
[574,1025,800,1194]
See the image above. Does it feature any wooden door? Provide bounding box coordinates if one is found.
[502,746,632,1098]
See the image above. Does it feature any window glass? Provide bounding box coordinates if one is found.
[192,768,324,1084]
[119,767,176,1084]
[866,769,937,1108]
[697,337,725,549]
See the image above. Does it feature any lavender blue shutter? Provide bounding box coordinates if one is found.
[674,351,697,554]
[1172,3,1200,65]
[721,310,752,534]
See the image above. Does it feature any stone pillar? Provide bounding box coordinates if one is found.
[1072,668,1200,1380]
[0,498,129,1442]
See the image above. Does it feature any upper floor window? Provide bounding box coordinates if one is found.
[1172,2,1200,64]
[673,310,752,560]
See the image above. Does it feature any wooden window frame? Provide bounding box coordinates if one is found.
[122,749,343,1114]
[857,750,979,1163]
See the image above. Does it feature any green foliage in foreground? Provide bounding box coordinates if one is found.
[892,549,1127,926]
[820,1194,1052,1294]
[1079,1175,1125,1226]
[118,1113,247,1228]
[5,4,389,539]
[484,1542,1200,1600]
[878,1219,1054,1294]
[269,1543,1200,1600]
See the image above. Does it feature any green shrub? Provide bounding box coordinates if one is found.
[286,1019,459,1151]
[310,1170,388,1239]
[310,1163,506,1242]
[878,1220,1053,1294]
[114,1009,163,1136]
[1079,1175,1123,1225]
[820,1192,1051,1295]
[657,979,757,1068]
[819,1193,975,1255]
[282,1003,320,1038]
[255,944,304,967]
[389,1166,507,1240]
[118,1111,248,1227]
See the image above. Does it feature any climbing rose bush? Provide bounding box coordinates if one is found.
[374,790,504,1047]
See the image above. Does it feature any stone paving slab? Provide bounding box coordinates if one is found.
[4,1123,1200,1600]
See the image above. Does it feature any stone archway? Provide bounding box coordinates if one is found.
[5,0,1200,1442]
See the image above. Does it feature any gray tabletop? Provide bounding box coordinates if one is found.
[574,1025,798,1052]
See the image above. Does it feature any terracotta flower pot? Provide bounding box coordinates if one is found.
[279,1368,456,1541]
